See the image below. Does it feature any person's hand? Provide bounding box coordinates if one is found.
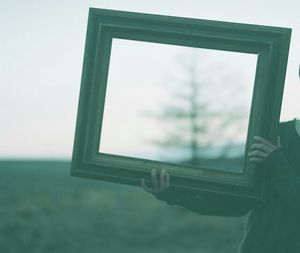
[141,169,170,194]
[248,136,281,162]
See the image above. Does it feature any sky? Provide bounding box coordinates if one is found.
[1,0,300,159]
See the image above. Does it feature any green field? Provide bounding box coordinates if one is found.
[0,161,246,253]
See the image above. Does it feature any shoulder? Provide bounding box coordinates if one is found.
[279,119,294,128]
[278,119,295,148]
[279,119,294,135]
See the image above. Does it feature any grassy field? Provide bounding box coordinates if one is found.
[0,161,246,253]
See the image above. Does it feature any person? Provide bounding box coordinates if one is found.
[141,118,300,253]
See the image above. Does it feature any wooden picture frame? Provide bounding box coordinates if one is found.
[71,8,291,202]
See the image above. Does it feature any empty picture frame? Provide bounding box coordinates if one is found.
[71,8,291,202]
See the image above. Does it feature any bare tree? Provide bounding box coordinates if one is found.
[144,50,251,167]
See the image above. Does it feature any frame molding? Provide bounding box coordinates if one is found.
[71,8,291,202]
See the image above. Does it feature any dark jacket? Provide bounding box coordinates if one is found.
[154,120,300,253]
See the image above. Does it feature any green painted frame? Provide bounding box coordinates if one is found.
[71,8,291,202]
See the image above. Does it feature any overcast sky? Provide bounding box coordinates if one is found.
[1,0,299,159]
[100,39,257,160]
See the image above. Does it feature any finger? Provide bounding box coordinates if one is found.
[248,150,268,159]
[141,178,154,193]
[151,169,159,191]
[250,143,274,153]
[249,157,263,162]
[160,169,166,190]
[166,173,170,188]
[253,136,277,149]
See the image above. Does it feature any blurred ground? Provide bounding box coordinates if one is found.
[0,161,246,253]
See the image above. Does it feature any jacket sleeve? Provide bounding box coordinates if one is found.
[263,148,300,208]
[153,187,255,217]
